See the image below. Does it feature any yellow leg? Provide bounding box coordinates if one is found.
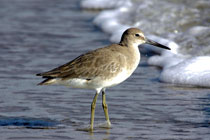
[102,90,111,127]
[90,92,99,131]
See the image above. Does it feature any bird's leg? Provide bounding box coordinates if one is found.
[102,90,111,127]
[90,92,99,131]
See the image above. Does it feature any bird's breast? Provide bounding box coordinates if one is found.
[126,46,141,74]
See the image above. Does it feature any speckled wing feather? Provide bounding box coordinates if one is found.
[37,45,126,81]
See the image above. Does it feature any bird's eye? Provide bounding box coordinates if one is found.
[135,34,140,37]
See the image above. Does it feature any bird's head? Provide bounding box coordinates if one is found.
[120,28,171,50]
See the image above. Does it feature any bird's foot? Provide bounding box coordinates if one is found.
[76,125,94,132]
[95,121,111,129]
[76,121,111,132]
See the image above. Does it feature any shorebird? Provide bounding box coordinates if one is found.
[36,28,170,131]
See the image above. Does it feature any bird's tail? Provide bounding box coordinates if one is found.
[37,78,57,85]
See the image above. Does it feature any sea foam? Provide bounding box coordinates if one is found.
[160,56,210,87]
[81,0,131,9]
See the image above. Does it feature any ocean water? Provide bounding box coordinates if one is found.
[0,0,210,140]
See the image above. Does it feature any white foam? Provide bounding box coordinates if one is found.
[188,26,210,36]
[160,56,210,87]
[81,0,132,9]
[148,52,184,68]
[93,4,132,43]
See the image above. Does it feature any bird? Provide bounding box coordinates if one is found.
[36,28,170,131]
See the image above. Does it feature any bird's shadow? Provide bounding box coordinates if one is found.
[0,117,58,129]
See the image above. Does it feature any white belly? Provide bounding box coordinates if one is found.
[101,68,134,88]
[53,68,135,90]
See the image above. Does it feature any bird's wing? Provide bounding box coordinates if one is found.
[37,46,126,80]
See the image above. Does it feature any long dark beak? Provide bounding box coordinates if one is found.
[146,39,171,50]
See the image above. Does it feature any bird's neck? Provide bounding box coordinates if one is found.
[119,40,140,70]
[119,40,139,50]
